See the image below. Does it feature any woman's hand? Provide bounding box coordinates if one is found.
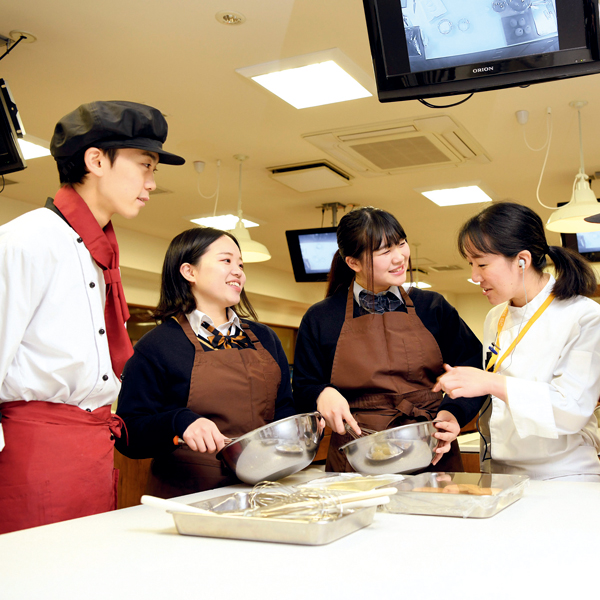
[182,418,228,453]
[433,364,507,401]
[431,410,460,465]
[316,387,360,436]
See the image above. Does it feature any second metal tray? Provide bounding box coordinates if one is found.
[381,472,529,518]
[170,491,377,545]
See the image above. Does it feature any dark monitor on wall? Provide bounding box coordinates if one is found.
[561,230,600,262]
[286,227,338,282]
[362,0,600,102]
[0,79,26,176]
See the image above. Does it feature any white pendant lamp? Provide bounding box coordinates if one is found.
[231,155,271,263]
[546,101,600,233]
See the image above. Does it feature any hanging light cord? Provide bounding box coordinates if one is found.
[237,159,244,222]
[196,159,221,206]
[531,108,557,211]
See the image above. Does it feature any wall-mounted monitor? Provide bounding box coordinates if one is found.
[561,230,600,262]
[0,79,26,176]
[286,227,338,282]
[362,0,600,102]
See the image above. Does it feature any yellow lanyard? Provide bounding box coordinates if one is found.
[486,294,555,373]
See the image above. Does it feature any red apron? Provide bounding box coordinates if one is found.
[0,400,123,534]
[326,285,463,473]
[145,316,281,498]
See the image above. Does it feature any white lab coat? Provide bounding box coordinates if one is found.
[481,275,600,480]
[0,208,120,410]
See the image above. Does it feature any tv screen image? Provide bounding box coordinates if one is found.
[403,0,559,74]
[286,227,338,282]
[576,231,600,253]
[363,0,600,101]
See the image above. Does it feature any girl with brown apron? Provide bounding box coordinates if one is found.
[116,228,295,497]
[293,207,487,473]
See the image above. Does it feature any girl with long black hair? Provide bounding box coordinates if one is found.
[293,207,486,472]
[116,227,295,496]
[434,202,600,481]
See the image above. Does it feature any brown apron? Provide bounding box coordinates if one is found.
[146,315,281,498]
[326,285,463,473]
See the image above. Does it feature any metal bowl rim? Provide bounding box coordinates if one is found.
[216,411,320,459]
[339,420,436,452]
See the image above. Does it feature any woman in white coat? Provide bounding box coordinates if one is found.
[434,202,600,481]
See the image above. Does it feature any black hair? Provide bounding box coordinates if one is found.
[57,147,120,185]
[457,201,597,300]
[154,227,258,322]
[326,206,411,297]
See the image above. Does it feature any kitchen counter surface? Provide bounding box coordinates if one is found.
[1,471,598,599]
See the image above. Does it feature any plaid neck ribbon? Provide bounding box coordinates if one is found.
[199,321,252,350]
[358,290,402,314]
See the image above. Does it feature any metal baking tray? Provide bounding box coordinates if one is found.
[170,491,377,545]
[381,472,529,518]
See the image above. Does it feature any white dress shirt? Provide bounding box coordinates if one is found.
[482,275,600,480]
[186,307,242,340]
[353,282,404,306]
[0,208,120,410]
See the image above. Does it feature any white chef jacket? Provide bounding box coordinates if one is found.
[0,207,120,410]
[481,275,600,480]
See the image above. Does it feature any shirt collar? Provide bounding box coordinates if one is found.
[353,281,403,305]
[507,273,556,318]
[186,307,241,336]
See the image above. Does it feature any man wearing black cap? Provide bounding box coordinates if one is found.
[0,101,184,534]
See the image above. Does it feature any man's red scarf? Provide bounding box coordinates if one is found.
[54,186,133,378]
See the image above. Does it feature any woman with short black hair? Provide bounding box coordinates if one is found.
[116,227,295,496]
[293,206,486,473]
[434,202,600,481]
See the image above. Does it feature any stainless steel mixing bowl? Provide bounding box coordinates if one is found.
[339,421,437,475]
[217,412,323,485]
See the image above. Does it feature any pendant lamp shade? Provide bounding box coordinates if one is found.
[233,219,271,262]
[230,155,271,263]
[546,173,600,233]
[546,101,600,233]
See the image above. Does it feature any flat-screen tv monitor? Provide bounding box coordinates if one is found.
[362,0,600,102]
[0,79,26,176]
[561,230,600,262]
[286,227,338,282]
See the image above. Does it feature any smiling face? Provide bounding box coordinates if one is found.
[89,147,159,224]
[183,235,245,322]
[465,250,523,306]
[348,239,410,293]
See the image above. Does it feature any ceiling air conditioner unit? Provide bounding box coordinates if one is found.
[303,115,490,178]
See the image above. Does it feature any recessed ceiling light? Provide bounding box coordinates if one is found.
[236,48,374,109]
[215,11,246,25]
[418,184,494,207]
[190,214,258,230]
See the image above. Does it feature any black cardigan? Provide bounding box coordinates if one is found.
[115,318,295,459]
[292,287,486,427]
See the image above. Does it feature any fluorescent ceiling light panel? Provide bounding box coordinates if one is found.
[18,134,51,160]
[468,279,480,285]
[190,214,258,230]
[236,48,374,109]
[403,281,432,290]
[420,185,493,207]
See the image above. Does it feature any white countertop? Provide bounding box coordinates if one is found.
[1,469,599,599]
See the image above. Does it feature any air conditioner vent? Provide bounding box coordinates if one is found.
[303,115,490,177]
[268,160,352,192]
[351,136,451,170]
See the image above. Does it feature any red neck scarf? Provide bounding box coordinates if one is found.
[53,186,133,378]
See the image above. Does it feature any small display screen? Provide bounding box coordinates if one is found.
[403,0,560,74]
[297,231,339,274]
[576,231,600,253]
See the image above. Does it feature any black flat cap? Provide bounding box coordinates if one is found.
[50,100,185,165]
